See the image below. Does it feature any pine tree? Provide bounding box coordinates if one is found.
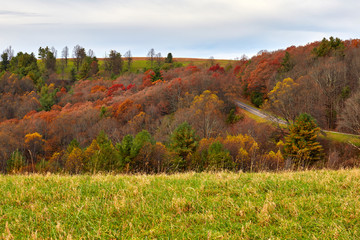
[207,141,233,171]
[284,113,324,168]
[169,122,199,171]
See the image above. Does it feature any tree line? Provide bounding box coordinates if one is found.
[0,37,360,174]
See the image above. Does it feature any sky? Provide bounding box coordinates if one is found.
[0,0,359,59]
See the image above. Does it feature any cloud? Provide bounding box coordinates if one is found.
[0,0,359,58]
[0,10,40,17]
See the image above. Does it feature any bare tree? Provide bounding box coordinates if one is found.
[51,47,57,59]
[338,90,360,134]
[87,49,94,58]
[62,46,69,66]
[155,52,163,67]
[147,48,155,67]
[311,58,347,129]
[4,46,14,61]
[124,50,132,71]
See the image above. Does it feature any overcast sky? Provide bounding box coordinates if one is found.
[0,0,359,59]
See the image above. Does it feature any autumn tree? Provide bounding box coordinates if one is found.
[222,134,260,172]
[189,90,225,138]
[265,78,300,123]
[65,147,84,174]
[284,113,324,168]
[25,132,45,171]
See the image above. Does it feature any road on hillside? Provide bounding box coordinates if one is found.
[234,100,287,125]
[234,99,359,137]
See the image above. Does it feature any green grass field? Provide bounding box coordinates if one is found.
[322,131,360,147]
[1,170,359,239]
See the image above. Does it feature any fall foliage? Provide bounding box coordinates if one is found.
[0,38,359,173]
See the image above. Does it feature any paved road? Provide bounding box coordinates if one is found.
[234,100,287,125]
[234,99,360,137]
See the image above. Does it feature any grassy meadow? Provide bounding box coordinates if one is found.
[1,169,359,239]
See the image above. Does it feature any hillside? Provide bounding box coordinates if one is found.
[0,38,359,174]
[1,170,359,238]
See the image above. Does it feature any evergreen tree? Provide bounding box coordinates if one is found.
[169,122,199,171]
[1,52,9,71]
[165,53,173,63]
[284,113,324,168]
[39,84,58,111]
[117,135,134,167]
[96,131,120,171]
[6,150,26,173]
[207,141,234,171]
[279,51,294,73]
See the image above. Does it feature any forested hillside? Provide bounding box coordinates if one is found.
[0,38,359,173]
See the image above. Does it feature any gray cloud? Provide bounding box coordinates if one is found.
[0,0,359,58]
[0,10,40,17]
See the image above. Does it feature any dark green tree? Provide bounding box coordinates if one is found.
[9,52,39,77]
[105,50,123,76]
[67,139,80,153]
[39,84,58,111]
[284,113,324,168]
[1,52,9,71]
[70,68,77,83]
[38,46,56,72]
[73,45,86,71]
[207,141,234,171]
[6,150,26,173]
[95,131,120,171]
[226,109,243,124]
[169,122,199,171]
[117,134,134,168]
[130,130,155,158]
[79,61,90,79]
[279,51,294,73]
[312,37,345,57]
[165,53,173,63]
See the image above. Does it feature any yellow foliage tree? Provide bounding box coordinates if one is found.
[84,139,101,173]
[222,134,259,171]
[65,147,84,174]
[190,90,224,138]
[264,77,300,123]
[25,132,45,170]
